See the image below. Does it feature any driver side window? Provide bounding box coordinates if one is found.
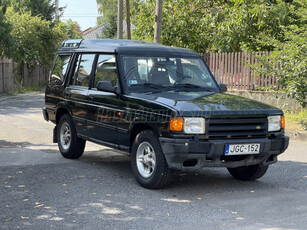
[94,54,118,88]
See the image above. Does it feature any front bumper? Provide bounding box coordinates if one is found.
[159,136,289,170]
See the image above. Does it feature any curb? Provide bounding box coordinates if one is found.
[286,130,307,142]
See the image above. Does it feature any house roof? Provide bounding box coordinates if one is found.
[58,39,200,57]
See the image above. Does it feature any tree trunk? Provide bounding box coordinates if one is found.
[117,0,124,39]
[126,0,131,40]
[154,0,163,43]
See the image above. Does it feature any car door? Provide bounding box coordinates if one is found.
[86,54,120,145]
[65,53,96,136]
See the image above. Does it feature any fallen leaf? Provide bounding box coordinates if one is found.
[21,216,29,220]
[4,182,8,184]
[5,218,12,222]
[18,185,26,188]
[23,199,29,202]
[93,179,98,182]
[35,202,40,205]
[167,213,170,216]
[5,185,11,188]
[44,206,52,209]
[62,184,67,187]
[236,217,244,220]
[106,194,112,197]
[93,193,97,195]
[250,190,255,193]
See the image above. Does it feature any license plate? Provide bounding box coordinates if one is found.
[225,143,260,155]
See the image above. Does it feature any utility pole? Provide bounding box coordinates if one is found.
[126,0,131,40]
[117,0,124,39]
[55,0,59,20]
[154,0,163,43]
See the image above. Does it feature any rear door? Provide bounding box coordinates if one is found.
[65,53,96,135]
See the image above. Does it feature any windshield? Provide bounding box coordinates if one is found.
[121,56,219,93]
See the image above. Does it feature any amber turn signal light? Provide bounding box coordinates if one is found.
[169,117,183,132]
[281,115,285,129]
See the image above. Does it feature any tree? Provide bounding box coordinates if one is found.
[252,0,307,108]
[5,7,66,67]
[96,0,118,38]
[131,0,306,53]
[0,0,56,21]
[0,7,12,56]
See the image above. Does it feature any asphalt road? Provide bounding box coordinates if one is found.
[0,92,306,230]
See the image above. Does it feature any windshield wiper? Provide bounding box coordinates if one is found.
[174,83,213,91]
[130,83,163,89]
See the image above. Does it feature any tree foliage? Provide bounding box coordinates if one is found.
[96,0,118,38]
[131,0,305,53]
[131,0,307,107]
[0,0,56,21]
[252,0,307,107]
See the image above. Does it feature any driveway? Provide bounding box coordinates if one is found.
[0,92,306,230]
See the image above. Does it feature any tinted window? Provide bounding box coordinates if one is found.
[50,55,71,84]
[72,54,95,87]
[94,55,118,87]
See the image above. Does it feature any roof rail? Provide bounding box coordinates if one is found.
[60,39,83,49]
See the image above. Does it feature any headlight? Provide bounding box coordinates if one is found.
[169,117,205,134]
[268,115,284,132]
[183,118,205,134]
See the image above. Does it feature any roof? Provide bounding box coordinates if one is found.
[82,25,104,39]
[81,27,94,35]
[58,39,200,57]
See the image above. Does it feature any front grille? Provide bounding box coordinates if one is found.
[207,117,268,138]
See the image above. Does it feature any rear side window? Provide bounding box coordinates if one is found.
[50,55,71,84]
[72,54,96,87]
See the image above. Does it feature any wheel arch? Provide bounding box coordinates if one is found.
[129,123,160,149]
[55,106,72,124]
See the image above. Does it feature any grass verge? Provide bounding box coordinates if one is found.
[284,109,307,131]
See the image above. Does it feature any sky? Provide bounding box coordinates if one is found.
[59,0,101,31]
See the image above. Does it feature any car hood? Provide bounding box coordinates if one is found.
[128,91,281,117]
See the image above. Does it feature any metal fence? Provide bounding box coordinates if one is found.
[202,52,279,91]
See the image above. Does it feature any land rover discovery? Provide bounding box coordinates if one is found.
[43,39,289,188]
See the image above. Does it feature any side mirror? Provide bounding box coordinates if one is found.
[219,83,227,93]
[97,81,116,93]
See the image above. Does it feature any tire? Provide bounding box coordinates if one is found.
[57,114,86,159]
[131,130,174,189]
[227,164,269,181]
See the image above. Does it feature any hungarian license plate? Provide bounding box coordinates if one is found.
[225,143,260,155]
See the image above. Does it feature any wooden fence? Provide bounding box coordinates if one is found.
[0,58,48,94]
[1,52,278,94]
[202,52,279,91]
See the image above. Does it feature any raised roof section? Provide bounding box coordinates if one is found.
[58,39,200,57]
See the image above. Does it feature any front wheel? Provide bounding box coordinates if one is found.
[57,114,86,159]
[227,164,269,181]
[131,130,174,189]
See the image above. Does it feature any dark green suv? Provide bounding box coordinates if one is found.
[43,39,289,188]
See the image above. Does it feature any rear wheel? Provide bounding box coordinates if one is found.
[57,114,85,159]
[227,164,269,181]
[131,130,174,189]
